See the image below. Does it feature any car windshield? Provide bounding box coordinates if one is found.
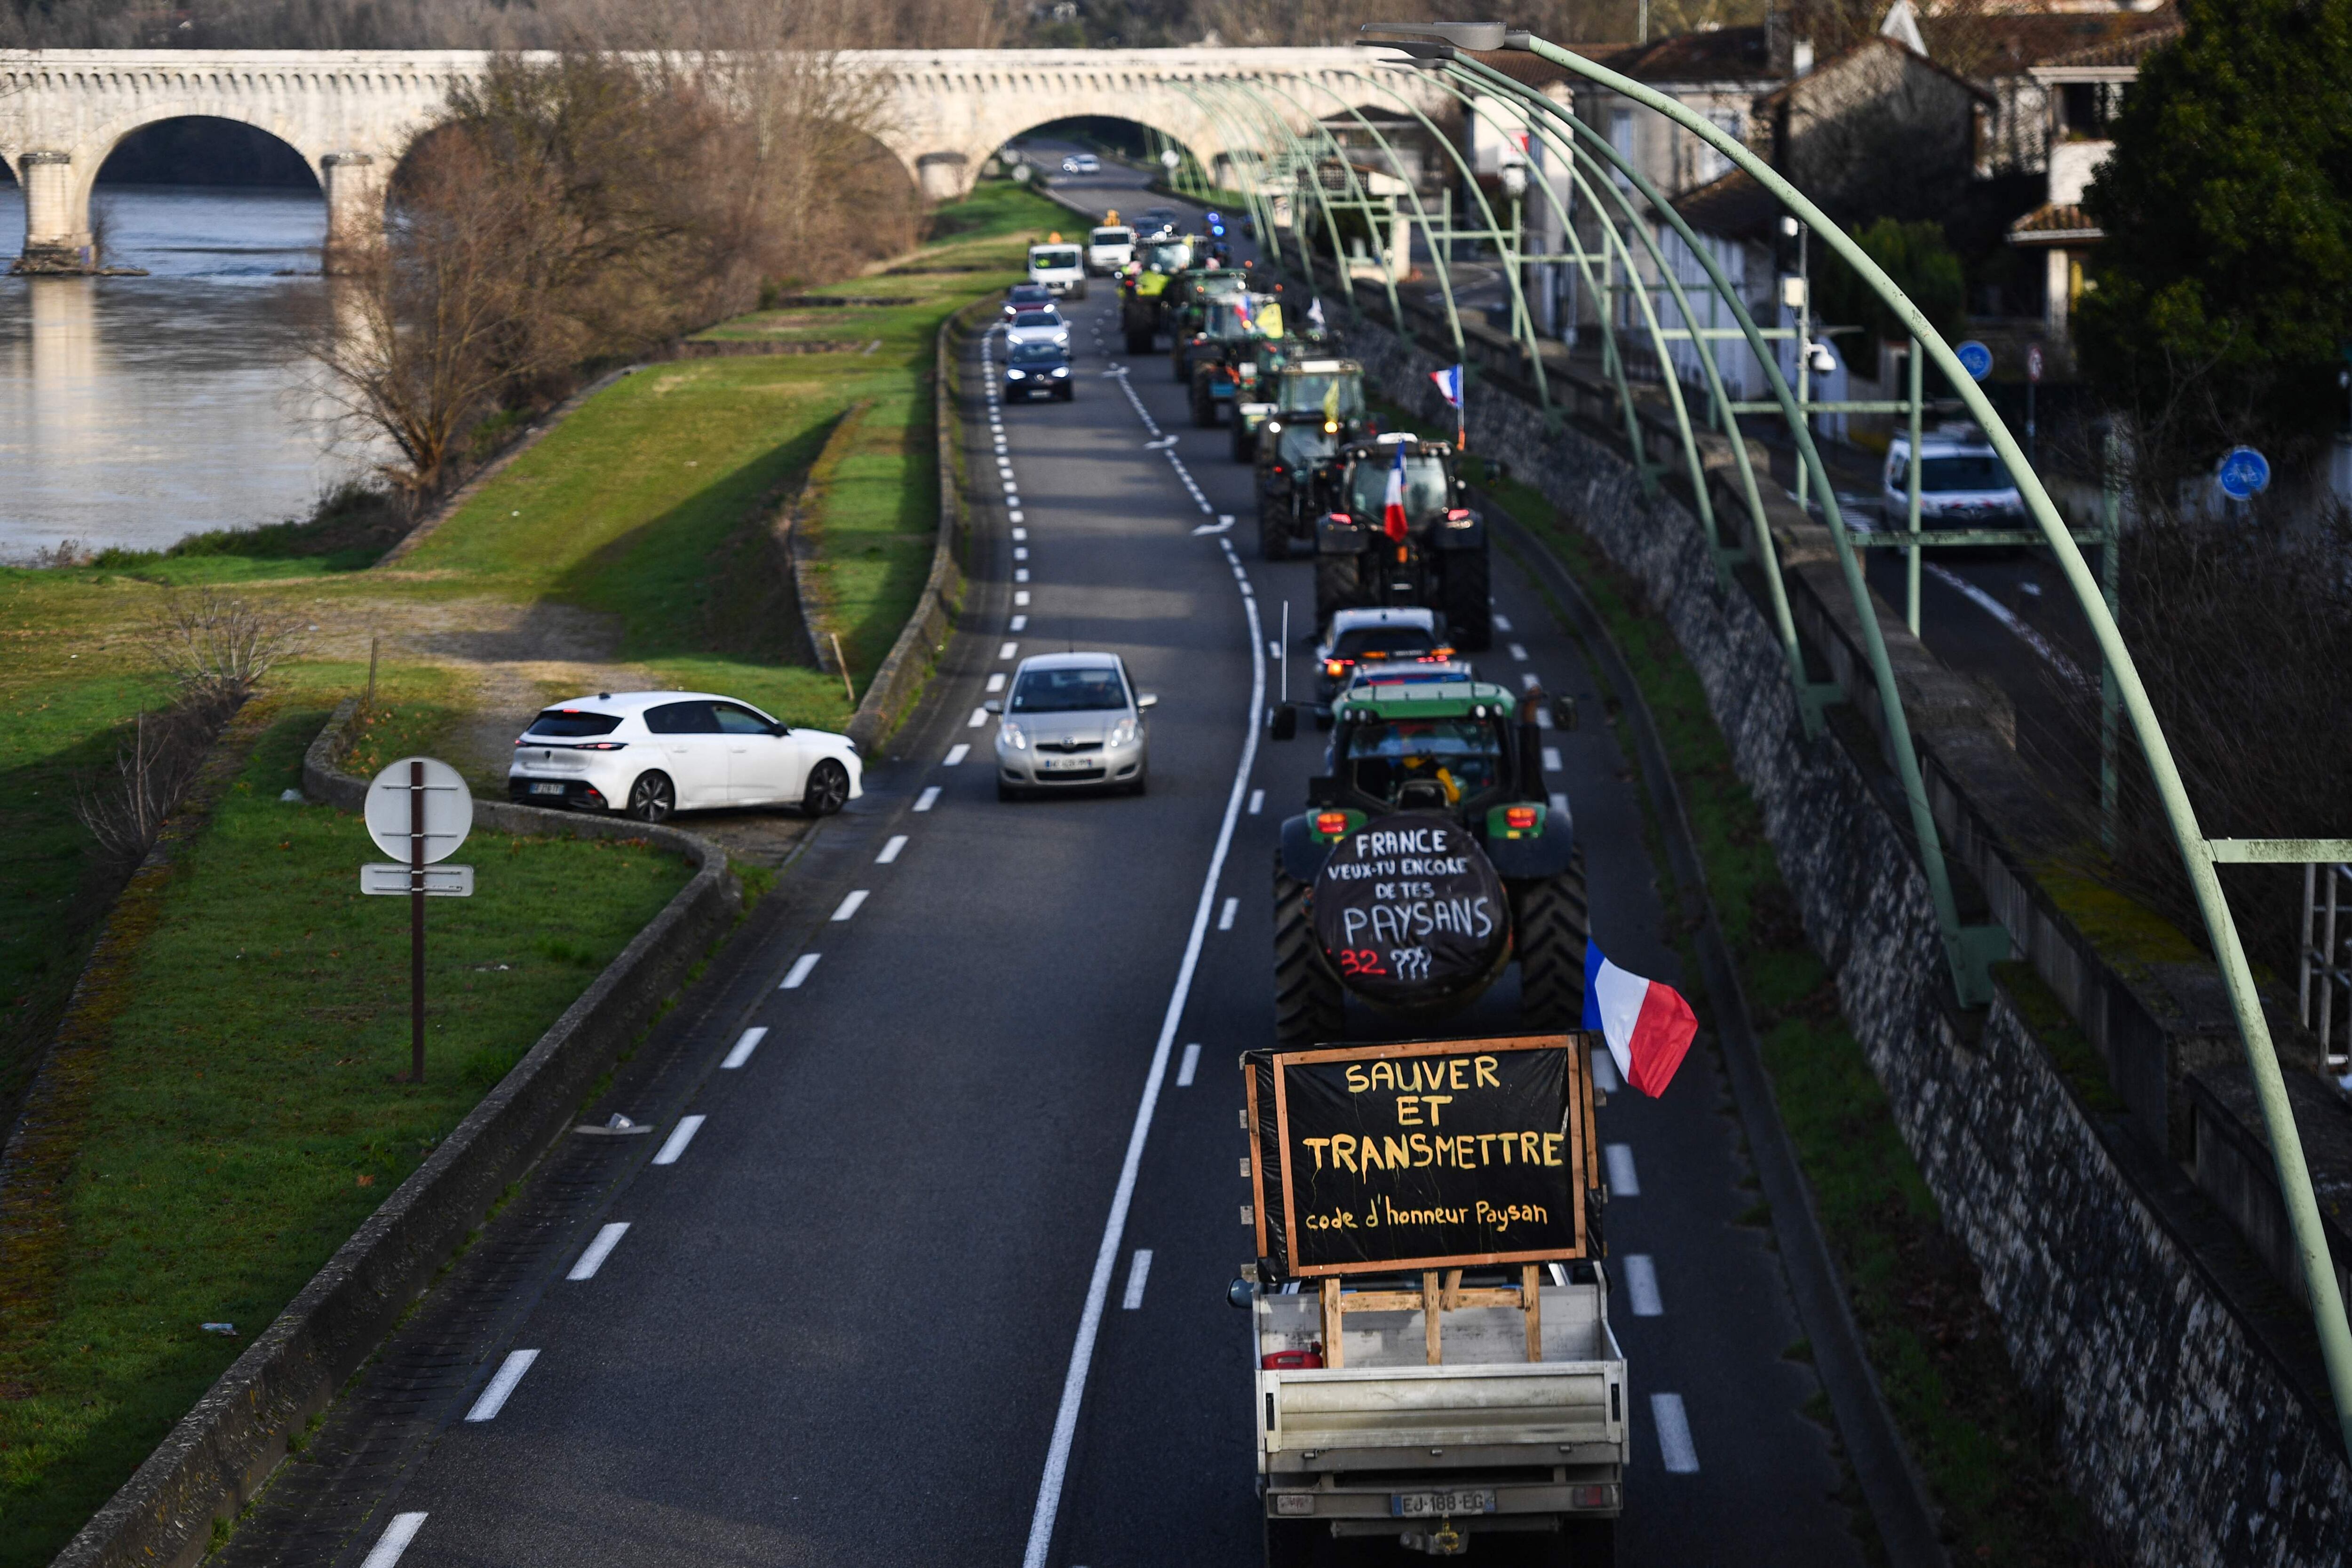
[1008,285,1049,305]
[1342,717,1508,806]
[1031,248,1081,270]
[1334,626,1439,662]
[1920,455,2010,493]
[1141,240,1192,271]
[1275,427,1336,467]
[525,709,622,738]
[1203,300,1257,338]
[1011,666,1128,713]
[1279,372,1365,418]
[1091,228,1132,245]
[1009,341,1065,365]
[1347,452,1452,519]
[1011,310,1060,330]
[1194,272,1247,295]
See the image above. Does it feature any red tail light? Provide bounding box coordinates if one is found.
[1325,659,1347,677]
[1314,811,1351,837]
[1262,1348,1324,1370]
[1446,507,1471,521]
[1505,806,1539,831]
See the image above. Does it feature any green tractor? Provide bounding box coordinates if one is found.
[1184,293,1287,428]
[1118,233,1199,355]
[1312,435,1493,650]
[1164,267,1252,380]
[1250,361,1369,558]
[1268,675,1586,1047]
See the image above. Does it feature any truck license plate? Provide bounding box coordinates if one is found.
[529,782,565,796]
[1391,1489,1496,1518]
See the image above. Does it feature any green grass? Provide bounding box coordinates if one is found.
[1419,428,2103,1563]
[0,713,690,1565]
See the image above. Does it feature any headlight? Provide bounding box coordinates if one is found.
[999,719,1029,750]
[1107,717,1140,748]
[1051,366,1069,377]
[1007,369,1026,380]
[1055,332,1070,345]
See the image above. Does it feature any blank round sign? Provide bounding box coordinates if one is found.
[365,756,473,864]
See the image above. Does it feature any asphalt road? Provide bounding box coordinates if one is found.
[266,150,1868,1568]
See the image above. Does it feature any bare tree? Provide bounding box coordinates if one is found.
[139,586,311,701]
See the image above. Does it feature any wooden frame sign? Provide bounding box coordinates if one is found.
[1245,1033,1600,1279]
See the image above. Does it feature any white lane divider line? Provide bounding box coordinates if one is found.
[1543,747,1562,773]
[1217,896,1238,931]
[1605,1143,1640,1196]
[831,889,869,922]
[464,1348,539,1422]
[1022,550,1266,1568]
[914,786,941,813]
[1651,1392,1700,1473]
[652,1116,706,1165]
[1016,589,1031,605]
[1176,1042,1201,1087]
[1624,1254,1663,1317]
[567,1221,630,1281]
[1012,526,1028,540]
[1015,569,1030,583]
[1000,641,1020,659]
[1924,562,2089,686]
[946,743,971,765]
[1535,707,1555,730]
[1014,546,1029,560]
[359,1512,428,1568]
[1520,672,1541,690]
[1121,1249,1154,1311]
[1010,509,1025,523]
[1509,642,1529,662]
[1247,788,1263,816]
[1010,614,1028,632]
[968,707,989,728]
[780,954,820,990]
[987,673,1007,693]
[1550,792,1571,820]
[877,834,908,864]
[1494,612,1514,633]
[721,1027,767,1069]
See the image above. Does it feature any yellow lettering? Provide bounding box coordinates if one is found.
[1410,1132,1432,1166]
[1475,1055,1500,1087]
[1448,1058,1468,1090]
[1521,1132,1541,1164]
[1542,1132,1564,1167]
[1370,1061,1397,1090]
[1423,1093,1453,1125]
[1359,1137,1385,1171]
[1334,1134,1358,1173]
[1383,1136,1411,1170]
[1493,1132,1512,1164]
[1395,1095,1422,1126]
[1345,1064,1369,1093]
[1303,1137,1330,1171]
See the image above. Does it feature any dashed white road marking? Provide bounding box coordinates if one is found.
[780,954,820,990]
[1543,747,1562,772]
[1509,642,1530,662]
[1009,509,1025,523]
[1651,1393,1700,1473]
[1551,791,1571,819]
[1605,1143,1640,1196]
[1624,1254,1663,1316]
[1520,672,1541,691]
[987,673,1007,693]
[652,1116,706,1164]
[1015,569,1030,583]
[1010,614,1029,631]
[1012,527,1028,540]
[721,1027,767,1069]
[1000,641,1020,659]
[914,786,941,813]
[1494,612,1514,633]
[1121,1250,1153,1311]
[567,1222,630,1281]
[465,1349,539,1422]
[831,890,869,922]
[946,744,970,765]
[1014,546,1030,560]
[877,835,908,864]
[1217,896,1238,931]
[1247,788,1263,816]
[968,707,989,727]
[358,1512,428,1568]
[1176,1042,1201,1087]
[1016,590,1031,606]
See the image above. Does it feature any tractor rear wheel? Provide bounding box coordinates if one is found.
[1259,496,1290,561]
[1513,849,1591,1031]
[1314,550,1362,622]
[1125,325,1154,355]
[1192,371,1219,427]
[1275,859,1345,1048]
[1231,417,1257,463]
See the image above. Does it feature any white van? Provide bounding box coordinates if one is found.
[1086,225,1135,275]
[1879,431,2026,531]
[1027,238,1087,300]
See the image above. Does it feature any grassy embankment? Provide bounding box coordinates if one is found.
[1358,398,2103,1560]
[0,179,1065,1565]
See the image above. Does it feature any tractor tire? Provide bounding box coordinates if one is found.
[1275,858,1345,1049]
[1314,550,1363,623]
[1512,850,1591,1031]
[1441,542,1494,650]
[1125,326,1154,355]
[1231,418,1257,463]
[1192,372,1219,428]
[1173,345,1191,382]
[1259,496,1290,561]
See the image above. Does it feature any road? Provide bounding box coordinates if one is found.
[229,145,1866,1568]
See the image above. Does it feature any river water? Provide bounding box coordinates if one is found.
[0,183,369,561]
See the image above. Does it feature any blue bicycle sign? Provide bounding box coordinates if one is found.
[1953,340,1994,382]
[2215,446,2272,502]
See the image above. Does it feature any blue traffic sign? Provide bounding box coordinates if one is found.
[2216,446,2272,502]
[1954,340,1994,382]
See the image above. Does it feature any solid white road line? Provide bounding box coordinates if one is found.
[779,954,820,990]
[877,834,908,864]
[914,786,942,813]
[652,1116,706,1165]
[567,1221,630,1281]
[1624,1254,1663,1317]
[464,1349,539,1422]
[721,1027,767,1069]
[987,673,1007,692]
[968,707,989,728]
[1217,896,1238,931]
[358,1512,428,1568]
[1651,1392,1700,1473]
[946,744,970,766]
[1000,641,1020,658]
[1248,788,1263,816]
[1605,1143,1640,1196]
[1121,1250,1153,1311]
[1022,568,1266,1568]
[831,890,869,922]
[1176,1042,1201,1087]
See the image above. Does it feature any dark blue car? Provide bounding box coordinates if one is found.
[1005,339,1073,402]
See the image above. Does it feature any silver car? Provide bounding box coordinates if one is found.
[987,653,1155,799]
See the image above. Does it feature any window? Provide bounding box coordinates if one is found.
[1031,247,1081,270]
[1609,108,1635,189]
[1346,453,1454,520]
[1696,110,1741,183]
[1921,456,2011,493]
[1009,341,1066,365]
[1342,718,1509,806]
[525,709,623,738]
[1334,626,1440,662]
[1010,666,1129,713]
[1090,227,1132,245]
[1279,373,1366,419]
[713,703,777,735]
[645,700,719,735]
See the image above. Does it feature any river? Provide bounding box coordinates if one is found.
[0,183,369,562]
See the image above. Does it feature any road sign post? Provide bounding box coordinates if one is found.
[364,757,473,1083]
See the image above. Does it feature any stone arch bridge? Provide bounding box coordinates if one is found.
[0,47,1441,270]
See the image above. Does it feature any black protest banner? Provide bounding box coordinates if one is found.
[1311,816,1509,1006]
[1245,1035,1598,1278]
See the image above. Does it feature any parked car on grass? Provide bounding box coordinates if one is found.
[508,692,861,823]
[986,654,1156,799]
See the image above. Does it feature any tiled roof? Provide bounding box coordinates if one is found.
[1936,3,2177,74]
[1753,34,1996,107]
[2006,202,2104,243]
[1608,24,1779,83]
[2034,19,2183,72]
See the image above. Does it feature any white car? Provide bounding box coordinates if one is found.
[986,653,1155,799]
[1880,434,2026,531]
[1005,302,1069,349]
[1027,240,1087,300]
[1086,225,1136,275]
[507,692,862,823]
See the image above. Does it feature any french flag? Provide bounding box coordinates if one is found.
[1430,364,1464,410]
[1582,941,1697,1097]
[1381,442,1410,541]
